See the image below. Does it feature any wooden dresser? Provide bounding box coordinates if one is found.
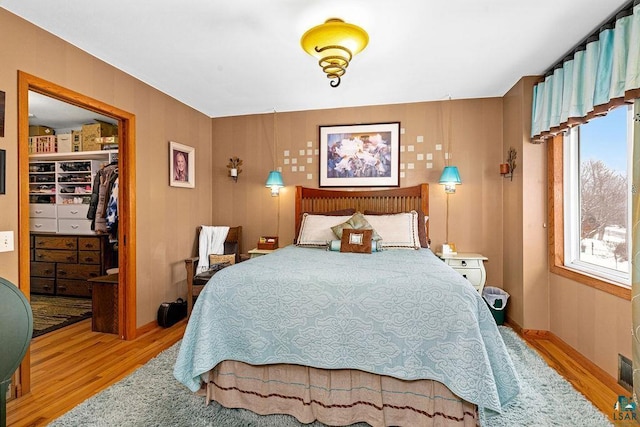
[30,233,114,297]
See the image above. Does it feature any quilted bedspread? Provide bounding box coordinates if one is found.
[173,245,520,412]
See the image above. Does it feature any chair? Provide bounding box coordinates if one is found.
[185,226,242,316]
[0,277,33,426]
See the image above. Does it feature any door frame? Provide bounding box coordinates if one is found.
[17,71,137,394]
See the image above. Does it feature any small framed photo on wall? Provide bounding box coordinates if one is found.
[169,141,195,188]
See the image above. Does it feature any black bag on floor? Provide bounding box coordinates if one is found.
[157,298,187,327]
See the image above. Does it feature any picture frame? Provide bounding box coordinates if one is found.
[0,149,5,194]
[0,90,5,138]
[169,141,195,188]
[319,122,400,188]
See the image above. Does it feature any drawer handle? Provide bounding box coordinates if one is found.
[66,242,74,247]
[85,244,94,248]
[70,210,79,214]
[462,274,468,279]
[58,270,67,276]
[34,224,42,228]
[84,257,94,263]
[43,285,50,290]
[67,256,75,261]
[35,210,43,214]
[44,269,52,274]
[71,225,79,229]
[461,261,467,267]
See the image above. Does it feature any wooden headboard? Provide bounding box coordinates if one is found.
[294,184,429,239]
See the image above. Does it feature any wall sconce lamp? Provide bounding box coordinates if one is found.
[500,147,517,181]
[300,18,369,88]
[227,157,243,182]
[265,170,284,196]
[439,166,462,194]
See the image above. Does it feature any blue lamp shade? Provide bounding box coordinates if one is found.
[439,166,461,194]
[265,170,285,196]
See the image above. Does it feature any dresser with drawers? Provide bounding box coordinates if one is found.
[30,233,114,297]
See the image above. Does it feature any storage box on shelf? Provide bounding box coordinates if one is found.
[29,125,54,136]
[28,135,57,154]
[82,121,118,152]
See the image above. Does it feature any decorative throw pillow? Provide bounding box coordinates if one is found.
[327,239,382,252]
[364,209,429,248]
[296,213,354,247]
[363,211,421,249]
[340,229,373,253]
[331,212,382,241]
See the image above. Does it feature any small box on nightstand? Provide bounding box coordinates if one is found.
[257,236,278,250]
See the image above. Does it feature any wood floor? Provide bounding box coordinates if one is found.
[6,321,623,426]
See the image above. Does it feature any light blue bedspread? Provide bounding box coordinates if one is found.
[173,245,520,412]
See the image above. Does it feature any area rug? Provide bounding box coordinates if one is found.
[48,327,613,426]
[31,295,92,338]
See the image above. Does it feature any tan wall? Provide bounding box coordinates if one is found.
[504,76,631,379]
[502,77,549,331]
[0,10,213,327]
[212,99,505,285]
[550,274,632,377]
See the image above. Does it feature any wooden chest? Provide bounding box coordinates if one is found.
[30,233,114,297]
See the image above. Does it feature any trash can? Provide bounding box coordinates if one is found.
[482,286,509,325]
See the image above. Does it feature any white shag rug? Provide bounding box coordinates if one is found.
[48,327,613,426]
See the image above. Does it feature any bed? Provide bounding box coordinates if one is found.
[174,184,520,426]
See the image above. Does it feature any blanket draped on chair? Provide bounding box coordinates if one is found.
[196,226,230,274]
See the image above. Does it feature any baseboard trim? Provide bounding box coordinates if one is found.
[516,327,627,397]
[135,320,158,337]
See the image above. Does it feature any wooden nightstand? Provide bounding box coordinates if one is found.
[248,248,275,258]
[437,252,488,293]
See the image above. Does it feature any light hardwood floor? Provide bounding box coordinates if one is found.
[6,320,623,426]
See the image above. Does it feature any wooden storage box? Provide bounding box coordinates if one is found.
[257,236,278,250]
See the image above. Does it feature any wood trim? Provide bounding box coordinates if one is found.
[547,134,631,301]
[522,328,628,397]
[294,184,429,239]
[135,320,159,337]
[17,71,138,393]
[521,328,551,339]
[17,69,31,396]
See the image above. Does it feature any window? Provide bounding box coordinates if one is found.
[563,106,632,287]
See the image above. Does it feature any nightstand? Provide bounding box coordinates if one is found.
[248,248,275,258]
[437,252,488,293]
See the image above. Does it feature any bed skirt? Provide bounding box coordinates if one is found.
[203,361,477,427]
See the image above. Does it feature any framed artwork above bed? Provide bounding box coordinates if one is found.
[319,122,400,188]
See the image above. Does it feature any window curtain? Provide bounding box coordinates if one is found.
[531,0,640,142]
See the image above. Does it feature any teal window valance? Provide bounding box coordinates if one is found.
[531,0,640,143]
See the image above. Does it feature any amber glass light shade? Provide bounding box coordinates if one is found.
[300,18,369,87]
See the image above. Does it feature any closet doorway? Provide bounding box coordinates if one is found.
[17,71,137,395]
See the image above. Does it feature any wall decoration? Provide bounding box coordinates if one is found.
[169,141,195,188]
[0,149,5,194]
[319,122,400,187]
[0,90,5,137]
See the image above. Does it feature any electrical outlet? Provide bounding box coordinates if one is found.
[0,231,15,252]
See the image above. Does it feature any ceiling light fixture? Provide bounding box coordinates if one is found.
[300,18,369,88]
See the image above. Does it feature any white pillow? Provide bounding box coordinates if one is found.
[363,211,421,249]
[296,214,354,247]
